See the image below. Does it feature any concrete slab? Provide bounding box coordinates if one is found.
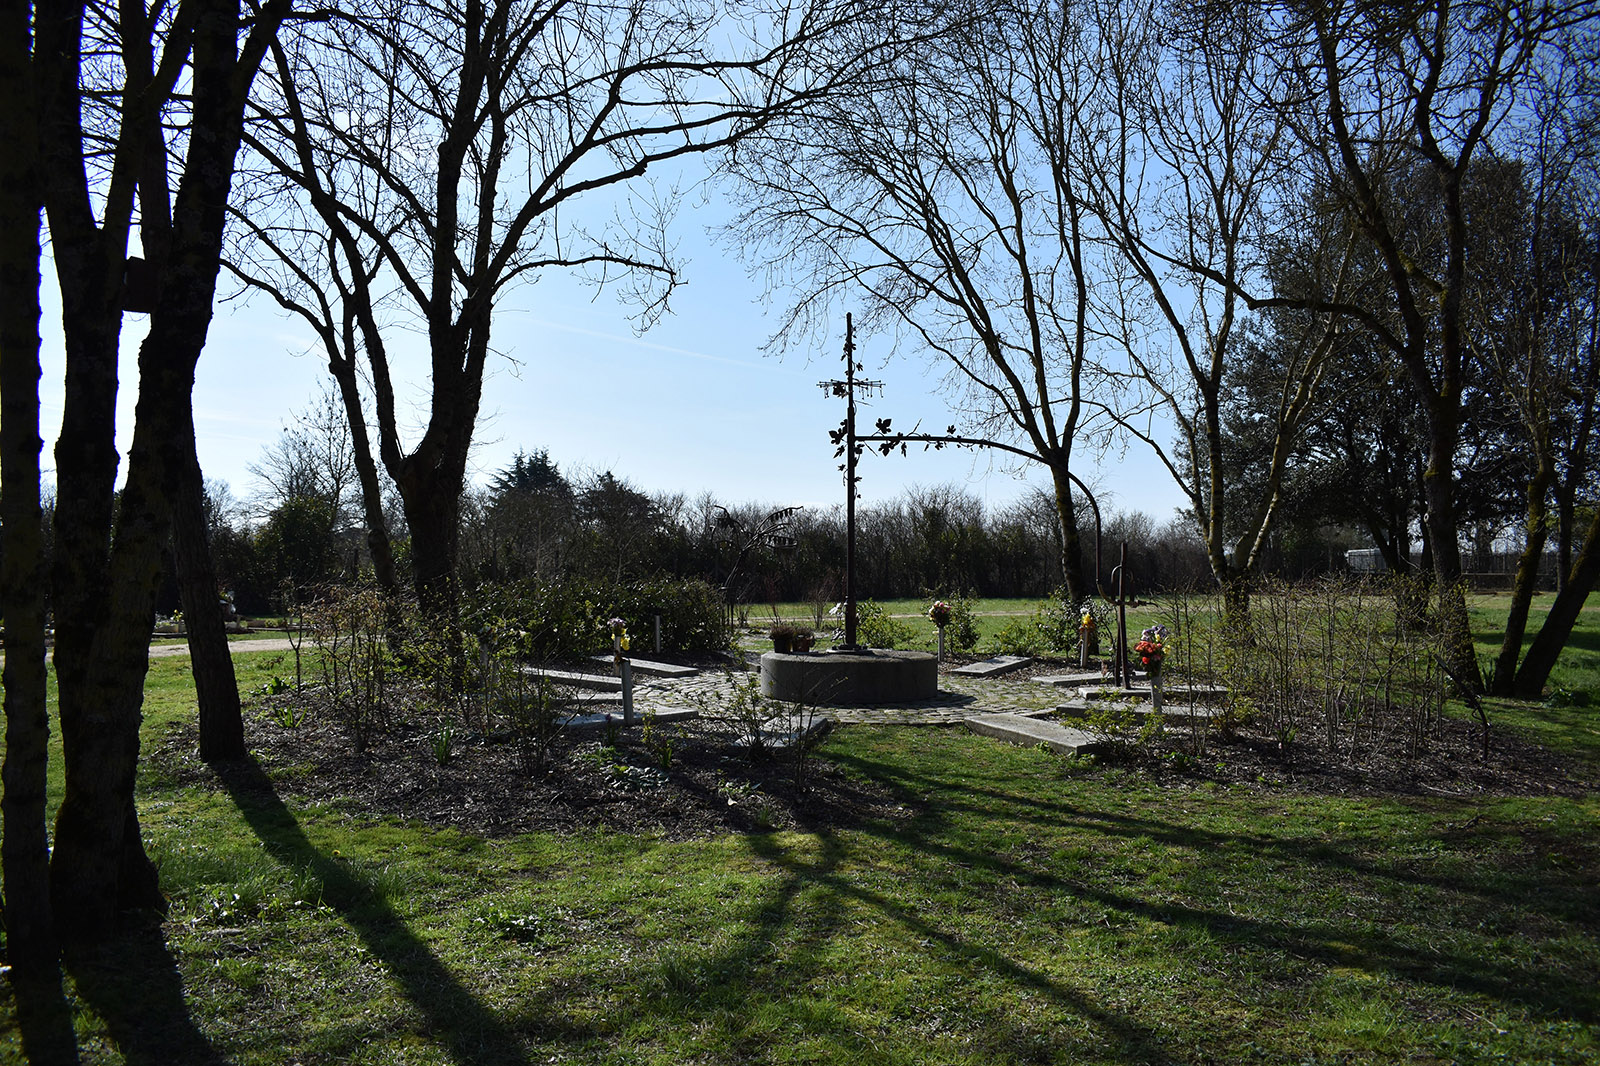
[565,706,699,730]
[949,655,1032,678]
[522,666,621,693]
[1056,699,1218,726]
[1073,684,1229,700]
[587,656,700,678]
[731,714,833,751]
[1033,671,1111,687]
[965,713,1100,755]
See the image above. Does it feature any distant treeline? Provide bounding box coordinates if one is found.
[135,445,1398,616]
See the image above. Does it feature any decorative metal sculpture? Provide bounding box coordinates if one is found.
[818,314,882,650]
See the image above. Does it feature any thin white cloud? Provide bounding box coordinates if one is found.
[193,408,281,432]
[516,316,801,374]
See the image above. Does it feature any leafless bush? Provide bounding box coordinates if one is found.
[1158,586,1230,753]
[808,577,839,631]
[306,583,392,748]
[1215,575,1448,762]
[472,626,575,772]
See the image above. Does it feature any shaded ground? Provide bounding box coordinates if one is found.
[145,653,1597,842]
[1077,704,1600,799]
[942,655,1600,799]
[149,671,912,841]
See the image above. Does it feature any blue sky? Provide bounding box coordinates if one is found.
[37,208,1190,527]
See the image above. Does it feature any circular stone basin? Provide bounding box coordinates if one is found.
[759,648,938,705]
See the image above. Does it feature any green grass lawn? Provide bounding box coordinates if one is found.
[748,597,1103,652]
[4,608,1599,1064]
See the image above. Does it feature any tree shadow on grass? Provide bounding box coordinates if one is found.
[895,814,1597,1023]
[738,830,1181,1065]
[62,916,227,1065]
[214,755,532,1066]
[833,742,1600,1028]
[495,827,1175,1065]
[832,741,1597,921]
[5,918,220,1066]
[1476,620,1600,656]
[7,969,83,1066]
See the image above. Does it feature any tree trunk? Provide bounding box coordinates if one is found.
[1555,299,1598,591]
[1555,489,1574,594]
[47,0,292,943]
[1512,506,1600,699]
[0,11,58,967]
[1220,569,1252,640]
[49,448,168,938]
[40,0,165,942]
[328,358,401,600]
[171,422,244,759]
[1421,425,1479,692]
[1048,466,1088,605]
[399,464,465,682]
[386,330,484,681]
[1489,450,1554,695]
[52,248,241,935]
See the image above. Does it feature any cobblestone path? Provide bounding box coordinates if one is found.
[633,667,1064,725]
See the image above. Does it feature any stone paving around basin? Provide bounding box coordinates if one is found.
[627,665,1067,725]
[140,638,1111,726]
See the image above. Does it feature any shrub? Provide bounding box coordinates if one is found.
[990,614,1044,656]
[855,599,916,649]
[700,670,775,753]
[466,576,729,662]
[305,582,393,748]
[987,595,1078,656]
[929,593,981,653]
[470,626,573,770]
[1167,576,1451,764]
[1035,592,1080,653]
[1081,691,1163,757]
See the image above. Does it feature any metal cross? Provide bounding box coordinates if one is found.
[818,313,882,650]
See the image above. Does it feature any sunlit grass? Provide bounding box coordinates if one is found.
[2,598,1596,1064]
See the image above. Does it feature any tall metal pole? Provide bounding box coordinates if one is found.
[819,314,881,652]
[844,314,859,649]
[1115,542,1130,688]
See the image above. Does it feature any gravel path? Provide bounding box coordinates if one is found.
[146,636,300,658]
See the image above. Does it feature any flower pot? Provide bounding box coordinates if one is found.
[772,634,794,653]
[793,634,815,653]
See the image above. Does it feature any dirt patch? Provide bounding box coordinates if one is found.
[1006,652,1600,798]
[148,672,916,840]
[145,653,1595,841]
[1099,712,1600,798]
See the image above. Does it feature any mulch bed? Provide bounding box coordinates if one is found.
[148,663,915,840]
[1094,712,1600,799]
[146,653,1597,842]
[937,653,1598,798]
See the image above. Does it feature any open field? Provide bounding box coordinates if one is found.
[3,598,1598,1064]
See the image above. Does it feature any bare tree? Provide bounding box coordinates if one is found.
[35,0,292,946]
[1468,51,1600,695]
[1082,0,1346,628]
[726,0,1109,603]
[249,384,366,527]
[0,0,56,975]
[228,0,884,655]
[1264,0,1596,685]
